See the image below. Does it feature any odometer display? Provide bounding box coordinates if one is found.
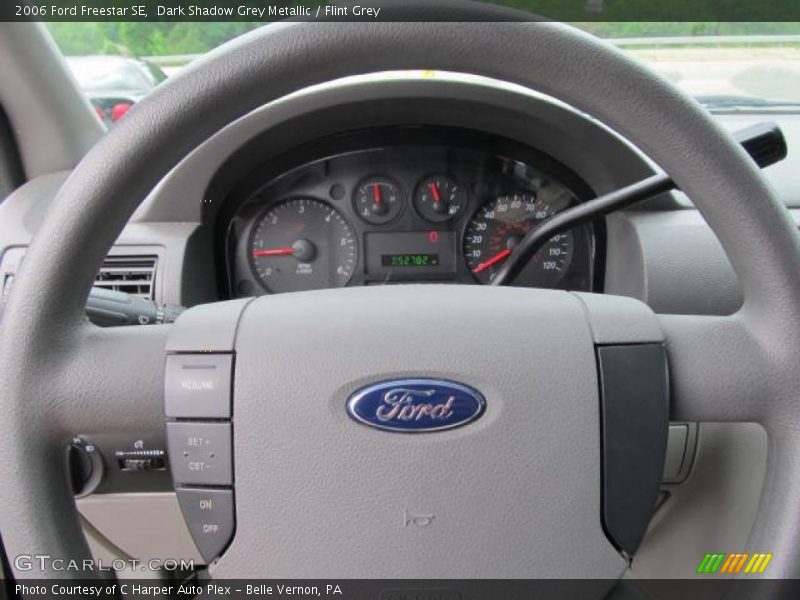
[464,192,575,287]
[381,253,440,268]
[249,198,356,293]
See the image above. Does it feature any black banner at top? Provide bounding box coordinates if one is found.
[3,0,800,22]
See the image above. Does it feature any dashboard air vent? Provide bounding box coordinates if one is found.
[95,255,157,299]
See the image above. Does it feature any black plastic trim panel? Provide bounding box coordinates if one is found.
[598,343,669,556]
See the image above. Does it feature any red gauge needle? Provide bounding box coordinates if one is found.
[472,248,512,274]
[373,183,382,203]
[429,182,442,203]
[251,247,294,257]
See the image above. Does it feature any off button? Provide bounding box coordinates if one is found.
[176,487,235,563]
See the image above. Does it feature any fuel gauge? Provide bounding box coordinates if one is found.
[414,175,466,223]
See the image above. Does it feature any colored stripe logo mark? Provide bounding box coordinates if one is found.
[697,553,773,574]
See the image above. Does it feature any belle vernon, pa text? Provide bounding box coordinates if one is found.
[16,583,344,597]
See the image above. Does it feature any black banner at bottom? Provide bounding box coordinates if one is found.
[7,579,800,600]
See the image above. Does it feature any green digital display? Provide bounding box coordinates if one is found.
[381,253,440,268]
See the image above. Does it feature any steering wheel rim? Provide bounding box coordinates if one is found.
[2,14,800,591]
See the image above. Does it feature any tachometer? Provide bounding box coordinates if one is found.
[463,192,574,287]
[249,198,356,293]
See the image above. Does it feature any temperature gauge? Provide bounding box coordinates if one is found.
[414,175,466,223]
[353,176,404,225]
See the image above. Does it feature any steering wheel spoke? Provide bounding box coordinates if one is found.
[53,323,168,434]
[0,321,168,576]
[659,313,777,423]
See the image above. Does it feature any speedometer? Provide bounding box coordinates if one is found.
[249,198,357,294]
[463,192,574,287]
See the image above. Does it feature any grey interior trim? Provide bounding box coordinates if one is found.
[605,211,744,316]
[80,517,130,566]
[0,24,104,179]
[606,210,800,315]
[81,517,188,586]
[0,230,199,309]
[0,172,204,307]
[135,73,664,224]
[2,15,800,588]
[633,423,768,590]
[0,172,71,243]
[77,493,201,564]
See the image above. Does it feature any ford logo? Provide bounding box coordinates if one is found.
[347,379,486,433]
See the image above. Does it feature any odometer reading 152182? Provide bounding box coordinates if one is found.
[463,192,575,287]
[381,253,440,268]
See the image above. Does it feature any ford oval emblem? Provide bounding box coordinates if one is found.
[347,379,486,433]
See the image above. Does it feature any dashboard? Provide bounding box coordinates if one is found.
[224,128,600,296]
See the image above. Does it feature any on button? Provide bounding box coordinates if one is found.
[176,487,235,562]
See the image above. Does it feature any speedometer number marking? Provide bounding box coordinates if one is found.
[464,193,575,287]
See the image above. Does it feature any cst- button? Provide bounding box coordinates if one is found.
[176,487,234,562]
[167,422,232,486]
[165,353,232,418]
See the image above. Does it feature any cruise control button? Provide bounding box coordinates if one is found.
[176,487,235,562]
[167,422,232,486]
[165,354,232,418]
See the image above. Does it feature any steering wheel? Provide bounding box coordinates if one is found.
[2,13,800,597]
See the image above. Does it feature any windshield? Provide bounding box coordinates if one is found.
[48,21,800,114]
[67,57,164,94]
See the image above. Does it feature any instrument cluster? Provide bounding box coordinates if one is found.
[225,128,600,296]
